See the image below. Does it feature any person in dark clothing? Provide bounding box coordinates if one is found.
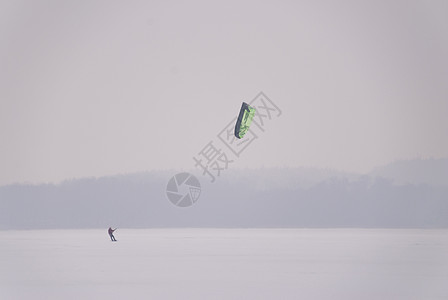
[108,227,117,241]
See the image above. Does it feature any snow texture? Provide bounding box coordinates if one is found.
[1,229,447,300]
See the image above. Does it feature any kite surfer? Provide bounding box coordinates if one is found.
[108,227,117,241]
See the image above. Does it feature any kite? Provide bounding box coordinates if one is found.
[234,102,256,139]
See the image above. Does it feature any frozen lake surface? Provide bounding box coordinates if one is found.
[1,228,447,300]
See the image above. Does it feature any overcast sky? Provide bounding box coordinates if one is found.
[1,0,447,185]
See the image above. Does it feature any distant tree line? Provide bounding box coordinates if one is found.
[1,170,447,229]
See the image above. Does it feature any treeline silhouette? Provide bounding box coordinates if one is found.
[1,167,447,229]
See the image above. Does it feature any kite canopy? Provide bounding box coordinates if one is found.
[234,102,256,139]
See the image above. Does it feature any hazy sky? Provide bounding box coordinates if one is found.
[1,0,447,185]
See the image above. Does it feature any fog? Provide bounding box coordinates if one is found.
[1,0,447,185]
[1,158,447,230]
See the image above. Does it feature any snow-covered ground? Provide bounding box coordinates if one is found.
[1,229,447,300]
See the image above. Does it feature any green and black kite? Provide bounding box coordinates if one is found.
[234,102,256,139]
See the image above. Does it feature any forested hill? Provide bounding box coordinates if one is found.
[1,159,447,229]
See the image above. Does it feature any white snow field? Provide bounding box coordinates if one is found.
[1,229,447,300]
